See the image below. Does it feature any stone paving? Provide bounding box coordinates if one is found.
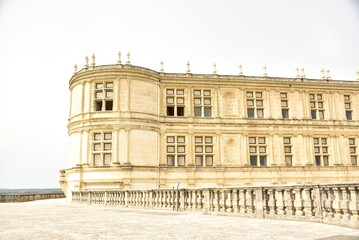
[0,199,358,240]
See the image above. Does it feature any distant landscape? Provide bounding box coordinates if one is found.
[0,188,63,195]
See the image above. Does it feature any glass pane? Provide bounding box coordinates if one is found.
[94,143,101,151]
[167,146,175,153]
[247,109,254,118]
[283,137,291,144]
[309,94,315,100]
[259,156,267,166]
[167,136,175,143]
[177,136,185,143]
[249,137,256,144]
[319,110,324,119]
[249,146,256,153]
[310,102,316,108]
[345,103,351,109]
[349,138,355,145]
[257,109,263,118]
[285,156,292,166]
[96,83,103,89]
[204,107,212,117]
[105,101,113,111]
[177,97,184,104]
[167,106,174,116]
[314,147,320,154]
[94,133,101,140]
[351,156,357,165]
[178,156,185,166]
[177,106,184,116]
[318,102,323,108]
[323,156,329,166]
[246,92,253,98]
[194,107,202,117]
[344,95,350,101]
[104,143,112,151]
[284,146,291,153]
[281,101,288,107]
[313,138,319,145]
[250,156,257,166]
[346,111,352,120]
[205,146,213,153]
[282,109,289,119]
[203,90,211,96]
[195,137,202,143]
[204,98,211,105]
[195,146,203,153]
[350,147,356,154]
[256,100,263,107]
[95,101,102,111]
[106,91,113,98]
[195,156,203,166]
[247,100,254,106]
[94,154,101,165]
[259,146,266,153]
[258,137,265,144]
[255,92,262,98]
[205,137,212,144]
[194,90,201,96]
[280,93,287,99]
[194,98,201,105]
[177,89,184,95]
[167,155,175,166]
[104,153,111,165]
[167,97,174,104]
[315,156,321,166]
[311,110,317,119]
[177,146,185,153]
[106,82,113,88]
[104,133,112,140]
[95,91,103,99]
[321,138,327,145]
[322,147,328,153]
[317,94,322,100]
[205,155,213,166]
[166,89,174,95]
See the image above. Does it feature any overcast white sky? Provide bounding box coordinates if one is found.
[0,0,358,188]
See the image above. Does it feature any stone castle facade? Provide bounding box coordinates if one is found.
[60,54,359,199]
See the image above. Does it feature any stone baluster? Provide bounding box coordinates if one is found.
[293,188,304,217]
[246,190,254,214]
[220,190,226,212]
[232,190,240,213]
[340,187,350,221]
[226,190,233,213]
[332,187,342,220]
[192,190,197,210]
[179,189,186,211]
[268,189,276,216]
[239,189,246,215]
[275,189,285,216]
[213,190,220,212]
[303,188,314,217]
[348,186,359,226]
[198,190,203,210]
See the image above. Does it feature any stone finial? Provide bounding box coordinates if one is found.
[301,67,306,78]
[186,61,191,73]
[126,52,131,64]
[263,65,268,77]
[160,60,164,72]
[321,68,325,79]
[295,67,300,78]
[84,56,89,68]
[117,51,121,64]
[326,69,331,80]
[74,64,78,73]
[356,71,359,81]
[213,63,217,74]
[239,64,243,75]
[91,54,96,67]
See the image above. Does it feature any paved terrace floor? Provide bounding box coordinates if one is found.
[0,199,358,240]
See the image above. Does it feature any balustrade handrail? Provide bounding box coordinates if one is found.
[72,183,359,228]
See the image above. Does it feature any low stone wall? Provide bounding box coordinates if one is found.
[0,193,65,203]
[72,183,359,228]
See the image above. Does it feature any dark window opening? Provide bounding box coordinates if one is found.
[311,110,317,119]
[177,107,184,116]
[95,101,102,111]
[282,109,289,119]
[250,156,257,166]
[259,156,267,166]
[247,109,255,118]
[105,101,113,111]
[315,156,321,166]
[167,106,175,116]
[346,111,352,120]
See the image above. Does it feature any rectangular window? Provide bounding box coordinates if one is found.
[313,137,329,166]
[166,88,185,117]
[194,136,214,166]
[248,136,267,166]
[166,135,186,167]
[309,93,324,120]
[344,95,353,120]
[349,138,357,165]
[246,91,264,118]
[91,132,112,166]
[193,89,212,117]
[283,137,292,166]
[94,81,113,111]
[280,92,289,119]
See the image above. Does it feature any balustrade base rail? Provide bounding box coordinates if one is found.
[0,193,65,203]
[72,183,359,228]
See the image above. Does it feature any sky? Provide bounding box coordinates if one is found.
[0,0,358,188]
